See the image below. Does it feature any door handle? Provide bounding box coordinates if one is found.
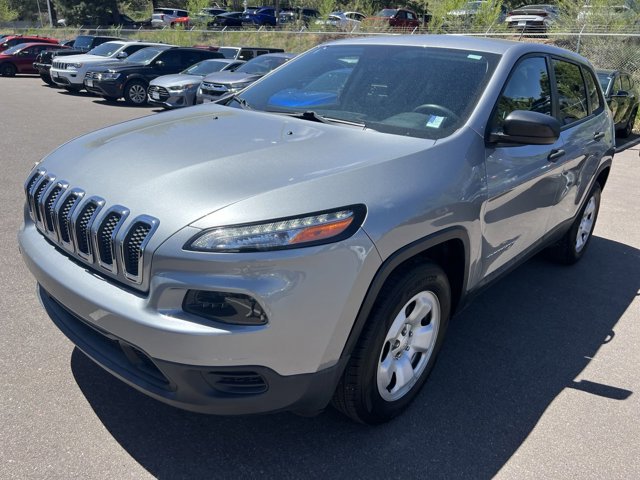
[548,149,565,162]
[593,131,605,141]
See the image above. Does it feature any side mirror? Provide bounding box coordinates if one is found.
[489,110,560,145]
[116,51,128,59]
[612,90,629,98]
[155,60,165,68]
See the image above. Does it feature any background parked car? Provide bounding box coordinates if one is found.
[278,8,320,26]
[0,42,68,77]
[365,8,420,29]
[84,46,223,105]
[597,69,638,137]
[0,35,58,53]
[152,7,189,28]
[208,11,244,27]
[505,4,559,32]
[242,7,277,26]
[148,58,244,108]
[315,11,366,30]
[216,46,284,61]
[33,35,121,86]
[197,52,294,103]
[50,41,169,92]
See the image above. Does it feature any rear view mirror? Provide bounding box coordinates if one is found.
[489,110,560,145]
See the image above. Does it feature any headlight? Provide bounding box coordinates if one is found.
[69,62,83,69]
[168,83,195,91]
[186,205,366,252]
[227,82,252,92]
[97,72,120,80]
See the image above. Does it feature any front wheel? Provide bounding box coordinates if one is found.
[124,80,148,106]
[332,263,451,424]
[0,62,17,77]
[620,107,637,138]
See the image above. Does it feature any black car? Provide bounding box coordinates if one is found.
[208,11,245,27]
[33,35,120,86]
[597,69,639,137]
[84,46,223,105]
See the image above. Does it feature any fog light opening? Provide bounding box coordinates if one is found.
[183,290,268,326]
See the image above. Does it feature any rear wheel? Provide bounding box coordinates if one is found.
[41,74,55,86]
[124,80,148,106]
[620,107,637,138]
[0,62,17,77]
[332,263,451,424]
[547,182,601,265]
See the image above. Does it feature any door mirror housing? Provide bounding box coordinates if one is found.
[612,90,629,98]
[116,51,128,59]
[154,60,165,68]
[489,110,561,145]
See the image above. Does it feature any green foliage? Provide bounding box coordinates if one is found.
[0,0,18,23]
[55,0,121,26]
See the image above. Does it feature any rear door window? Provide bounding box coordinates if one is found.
[583,68,602,113]
[552,59,588,125]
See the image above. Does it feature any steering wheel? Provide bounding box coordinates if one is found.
[412,104,460,122]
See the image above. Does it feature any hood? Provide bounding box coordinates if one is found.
[201,71,261,85]
[150,73,203,87]
[89,62,146,73]
[38,104,433,240]
[55,53,121,64]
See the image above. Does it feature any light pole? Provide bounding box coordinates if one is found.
[46,0,53,27]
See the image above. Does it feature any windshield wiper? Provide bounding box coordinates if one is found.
[268,110,367,128]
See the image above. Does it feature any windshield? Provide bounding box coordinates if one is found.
[73,35,93,50]
[236,55,288,75]
[125,47,164,64]
[183,59,232,75]
[597,72,612,92]
[88,42,123,57]
[3,44,24,55]
[218,47,240,59]
[376,9,397,17]
[237,45,499,140]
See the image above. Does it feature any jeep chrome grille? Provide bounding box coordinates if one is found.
[24,169,158,286]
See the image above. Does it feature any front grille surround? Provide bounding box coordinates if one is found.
[148,85,170,100]
[91,205,129,274]
[70,196,105,263]
[25,168,159,289]
[55,188,86,252]
[117,215,159,284]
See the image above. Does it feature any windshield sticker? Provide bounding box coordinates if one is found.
[426,115,445,128]
[467,54,483,60]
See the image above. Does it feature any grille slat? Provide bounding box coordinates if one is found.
[44,185,64,232]
[123,222,152,278]
[33,178,51,222]
[58,193,80,244]
[75,202,98,255]
[97,212,122,266]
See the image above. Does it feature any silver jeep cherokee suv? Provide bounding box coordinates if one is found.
[19,36,614,424]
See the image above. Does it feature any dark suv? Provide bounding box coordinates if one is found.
[33,35,120,86]
[84,46,223,105]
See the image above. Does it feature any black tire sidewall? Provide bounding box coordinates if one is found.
[358,264,451,423]
[567,183,602,262]
[125,80,147,105]
[1,63,16,76]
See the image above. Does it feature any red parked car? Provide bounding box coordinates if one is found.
[366,8,421,29]
[0,35,59,52]
[0,42,68,77]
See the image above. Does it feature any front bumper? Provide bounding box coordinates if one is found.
[51,68,84,87]
[33,62,51,75]
[19,218,381,414]
[148,87,195,108]
[84,78,124,98]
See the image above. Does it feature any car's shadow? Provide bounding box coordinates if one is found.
[71,236,638,478]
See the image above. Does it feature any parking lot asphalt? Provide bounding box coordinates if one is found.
[1,76,639,479]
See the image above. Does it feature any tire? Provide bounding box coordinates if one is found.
[547,182,601,265]
[124,80,148,106]
[332,262,451,424]
[0,62,17,77]
[620,107,637,138]
[41,74,55,86]
[64,85,82,93]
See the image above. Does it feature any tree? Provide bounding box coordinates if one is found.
[55,0,122,25]
[0,0,18,23]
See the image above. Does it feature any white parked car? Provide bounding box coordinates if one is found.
[151,7,189,28]
[50,41,171,92]
[315,11,366,30]
[505,4,559,32]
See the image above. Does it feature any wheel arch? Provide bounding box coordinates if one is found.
[340,226,470,361]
